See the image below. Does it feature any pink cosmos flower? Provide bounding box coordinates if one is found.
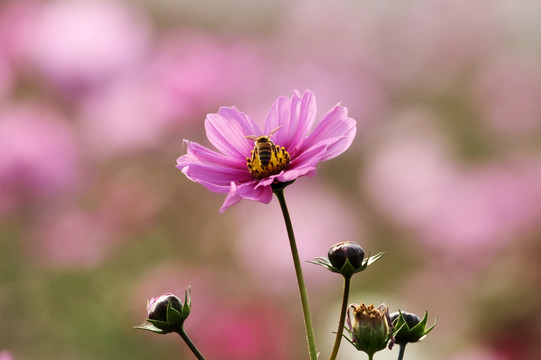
[0,351,13,360]
[176,90,356,212]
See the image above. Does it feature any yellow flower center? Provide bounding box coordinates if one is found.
[246,136,290,179]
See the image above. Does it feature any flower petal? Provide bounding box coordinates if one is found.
[238,181,273,203]
[219,180,272,212]
[177,141,252,193]
[205,106,262,160]
[264,90,316,152]
[277,167,317,182]
[299,104,356,161]
[220,182,242,213]
[178,141,246,169]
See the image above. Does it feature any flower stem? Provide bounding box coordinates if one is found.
[274,188,318,360]
[328,275,351,360]
[176,328,206,360]
[397,344,407,360]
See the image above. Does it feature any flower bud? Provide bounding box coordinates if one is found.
[135,289,191,334]
[328,241,364,273]
[347,303,391,356]
[310,242,383,278]
[147,294,183,321]
[390,310,436,345]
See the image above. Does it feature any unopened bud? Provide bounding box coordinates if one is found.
[135,289,191,334]
[390,310,436,345]
[328,241,365,275]
[310,242,383,278]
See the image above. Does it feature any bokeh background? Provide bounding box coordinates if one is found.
[1,0,541,359]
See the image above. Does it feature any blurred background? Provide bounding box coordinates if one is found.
[1,0,541,359]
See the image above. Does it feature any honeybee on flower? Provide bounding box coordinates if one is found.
[177,90,356,212]
[245,127,291,179]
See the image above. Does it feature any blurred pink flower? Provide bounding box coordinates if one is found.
[26,207,119,268]
[473,55,541,135]
[78,76,171,157]
[25,173,162,268]
[194,300,294,360]
[266,1,388,127]
[26,0,150,96]
[0,103,81,215]
[362,112,456,231]
[78,30,267,157]
[0,351,13,360]
[0,55,13,101]
[0,0,40,65]
[149,30,267,122]
[448,347,507,360]
[422,162,541,250]
[372,0,499,91]
[177,90,356,212]
[363,115,541,258]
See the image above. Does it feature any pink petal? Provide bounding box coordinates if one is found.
[291,142,329,169]
[318,130,356,162]
[254,176,277,189]
[238,181,273,203]
[277,167,317,182]
[179,141,246,169]
[177,141,252,193]
[181,163,248,187]
[205,106,262,160]
[220,182,242,213]
[298,104,356,161]
[264,90,316,151]
[219,180,272,212]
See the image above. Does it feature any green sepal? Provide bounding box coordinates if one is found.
[181,288,191,320]
[365,252,384,266]
[134,322,168,334]
[411,311,437,340]
[166,299,183,325]
[340,259,356,276]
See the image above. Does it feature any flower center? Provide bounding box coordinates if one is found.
[246,136,290,179]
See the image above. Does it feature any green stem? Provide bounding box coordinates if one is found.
[397,344,406,360]
[328,275,351,360]
[177,328,206,360]
[274,188,318,360]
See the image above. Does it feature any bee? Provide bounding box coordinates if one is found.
[246,127,290,179]
[246,127,281,167]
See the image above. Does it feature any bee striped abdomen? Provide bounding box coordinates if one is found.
[257,139,273,167]
[246,132,290,179]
